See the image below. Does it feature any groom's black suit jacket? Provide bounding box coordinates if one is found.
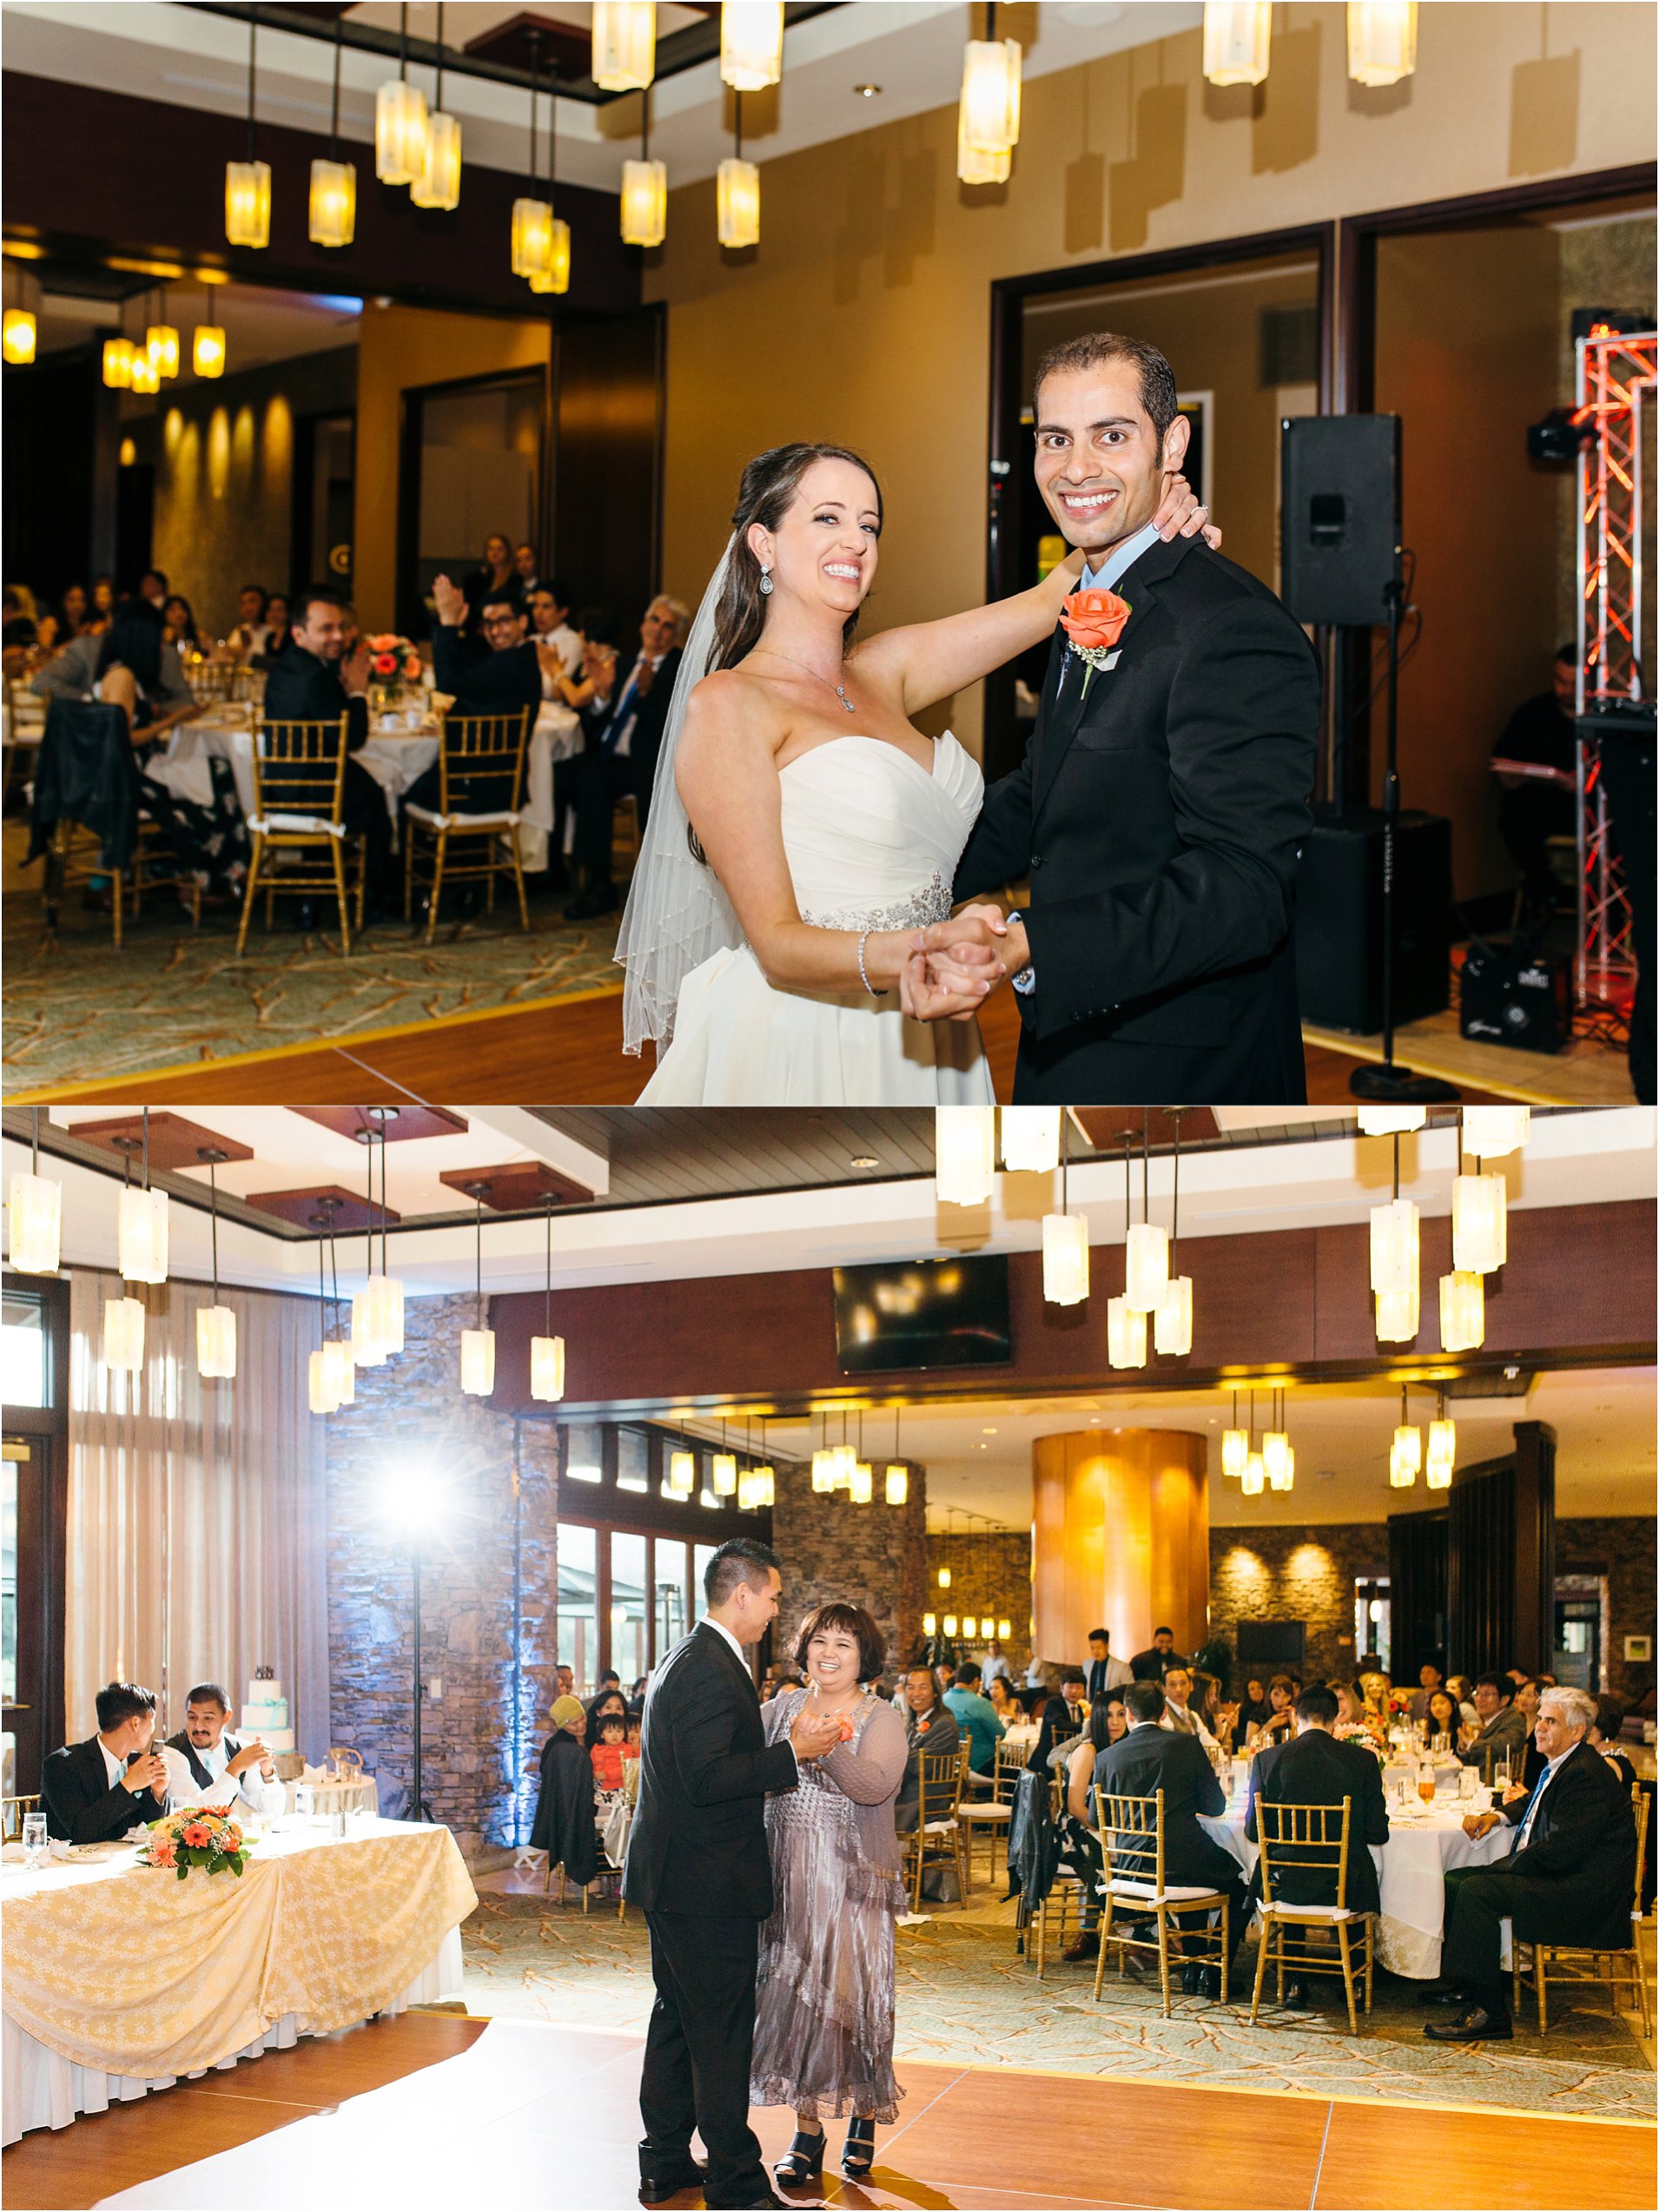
[622,1621,797,1918]
[955,534,1321,1104]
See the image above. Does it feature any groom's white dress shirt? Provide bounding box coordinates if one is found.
[162,1735,287,1821]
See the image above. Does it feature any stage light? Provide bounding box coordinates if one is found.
[2,311,36,365]
[1000,1107,1061,1173]
[592,1,655,90]
[1452,1172,1506,1274]
[1124,1220,1169,1313]
[1439,1270,1484,1353]
[105,1297,145,1372]
[1154,1275,1193,1357]
[1374,1284,1419,1343]
[382,1466,446,1535]
[224,160,271,248]
[118,1186,169,1284]
[1202,2,1271,83]
[717,156,761,249]
[935,1106,995,1205]
[1347,0,1417,85]
[884,1464,908,1506]
[721,1,783,89]
[1107,1294,1147,1370]
[1369,1195,1418,1297]
[1461,1106,1530,1159]
[1041,1212,1089,1305]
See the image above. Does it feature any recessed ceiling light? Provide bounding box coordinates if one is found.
[982,1425,997,1434]
[853,82,882,97]
[849,1154,880,1172]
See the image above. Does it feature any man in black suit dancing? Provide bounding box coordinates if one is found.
[948,331,1322,1104]
[625,1537,843,2210]
[41,1680,169,1844]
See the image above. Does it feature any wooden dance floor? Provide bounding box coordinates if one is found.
[3,2012,1651,2212]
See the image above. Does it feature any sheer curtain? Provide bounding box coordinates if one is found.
[66,1270,331,1762]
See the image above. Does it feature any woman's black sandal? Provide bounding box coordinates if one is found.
[774,2129,826,2186]
[842,2117,876,2178]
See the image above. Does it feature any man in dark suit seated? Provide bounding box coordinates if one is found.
[1426,1685,1636,2042]
[427,572,544,722]
[261,586,394,911]
[565,596,687,921]
[1129,1626,1186,1681]
[42,1680,169,1844]
[1094,1679,1245,1997]
[894,1664,961,1835]
[1246,1683,1390,2010]
[1029,1672,1088,1776]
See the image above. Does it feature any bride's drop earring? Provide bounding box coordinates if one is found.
[758,564,774,596]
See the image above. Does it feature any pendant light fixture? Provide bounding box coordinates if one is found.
[1239,1397,1265,1496]
[512,33,557,282]
[1438,1265,1484,1354]
[129,348,161,399]
[1202,1,1272,84]
[935,1104,995,1206]
[307,1218,340,1416]
[1347,0,1418,86]
[1124,1119,1169,1313]
[721,0,783,90]
[322,1204,355,1410]
[459,1183,495,1396]
[1221,1391,1248,1479]
[811,1409,836,1495]
[1426,1395,1456,1490]
[717,90,761,249]
[2,261,37,365]
[885,1407,908,1506]
[592,1,656,92]
[310,15,358,247]
[531,1198,566,1403]
[1001,1106,1060,1174]
[146,287,179,380]
[1369,1131,1418,1297]
[103,335,136,390]
[1461,1106,1529,1159]
[1154,1108,1193,1357]
[225,4,272,249]
[9,1109,62,1275]
[1358,1106,1424,1136]
[743,1418,776,1510]
[1041,1111,1088,1306]
[956,0,1021,183]
[668,1431,695,1498]
[1262,1388,1293,1492]
[527,48,572,296]
[1452,1140,1507,1275]
[352,1112,404,1365]
[376,3,430,186]
[411,3,462,210]
[1390,1384,1419,1487]
[620,86,667,249]
[193,317,227,379]
[713,1417,738,1496]
[105,1290,145,1374]
[1106,1132,1147,1370]
[116,1113,169,1285]
[195,1148,237,1380]
[923,1610,938,1639]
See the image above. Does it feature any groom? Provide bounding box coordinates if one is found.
[625,1537,842,2210]
[944,331,1322,1104]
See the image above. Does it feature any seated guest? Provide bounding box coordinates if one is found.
[1058,1695,1129,1962]
[1336,1680,1385,1746]
[31,623,106,703]
[590,1707,638,1796]
[1160,1666,1219,1753]
[1249,1674,1297,1747]
[514,542,545,600]
[262,586,394,908]
[1066,1696,1129,1830]
[1590,1696,1637,1789]
[1444,1673,1477,1725]
[160,1681,285,1820]
[1094,1680,1246,1997]
[1408,1661,1447,1726]
[987,1674,1018,1722]
[1235,1675,1272,1733]
[944,1661,1006,1779]
[531,1694,599,1888]
[1130,1626,1186,1681]
[427,571,542,720]
[1029,1673,1088,1776]
[563,595,687,921]
[253,593,292,670]
[1246,1684,1390,2010]
[89,574,116,630]
[40,583,90,653]
[162,593,202,656]
[1513,1676,1547,1788]
[527,580,585,677]
[227,582,270,662]
[462,532,521,631]
[135,567,169,608]
[1086,1627,1134,1700]
[1427,1687,1636,2042]
[43,1680,169,1843]
[3,583,40,657]
[894,1664,962,1833]
[1457,1673,1527,1773]
[1491,644,1578,922]
[555,1663,575,1700]
[1424,1687,1462,1746]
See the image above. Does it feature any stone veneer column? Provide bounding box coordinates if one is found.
[773,1457,927,1675]
[1032,1430,1208,1667]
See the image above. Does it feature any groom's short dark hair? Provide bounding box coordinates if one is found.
[705,1537,781,1608]
[1033,332,1180,452]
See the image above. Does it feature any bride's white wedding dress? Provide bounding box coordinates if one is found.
[638,732,994,1105]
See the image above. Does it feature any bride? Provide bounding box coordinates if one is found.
[618,440,1211,1105]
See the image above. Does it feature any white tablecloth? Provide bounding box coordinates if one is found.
[146,715,257,815]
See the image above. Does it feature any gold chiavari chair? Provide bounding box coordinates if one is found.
[1250,1796,1375,2036]
[1033,1773,1092,1977]
[2,1793,43,1842]
[902,1746,968,1912]
[237,714,363,954]
[1092,1785,1232,2017]
[1514,1779,1651,2037]
[404,707,531,944]
[960,1735,1028,1887]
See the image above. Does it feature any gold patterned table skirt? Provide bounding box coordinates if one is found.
[2,1819,478,2081]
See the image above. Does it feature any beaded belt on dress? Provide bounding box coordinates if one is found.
[798,871,952,933]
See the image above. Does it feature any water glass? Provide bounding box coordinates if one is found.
[294,1783,314,1823]
[22,1812,47,1867]
[1458,1765,1480,1800]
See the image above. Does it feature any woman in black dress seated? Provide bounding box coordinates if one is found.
[531,1692,598,1890]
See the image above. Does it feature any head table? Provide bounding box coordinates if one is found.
[1,1814,476,2145]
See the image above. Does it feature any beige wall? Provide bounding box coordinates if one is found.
[353,302,552,632]
[646,3,1655,760]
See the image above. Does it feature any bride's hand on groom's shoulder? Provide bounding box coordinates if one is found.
[1153,472,1222,551]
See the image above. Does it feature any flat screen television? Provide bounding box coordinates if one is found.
[832,1256,1012,1375]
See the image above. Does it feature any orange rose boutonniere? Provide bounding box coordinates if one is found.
[1059,586,1131,698]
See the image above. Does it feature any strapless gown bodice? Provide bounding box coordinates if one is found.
[638,733,994,1106]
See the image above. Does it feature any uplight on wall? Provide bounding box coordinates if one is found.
[224,161,271,249]
[310,159,358,248]
[720,0,784,90]
[620,158,668,248]
[193,326,227,379]
[935,1105,995,1205]
[3,310,36,365]
[1438,1268,1484,1353]
[717,155,761,249]
[1347,0,1418,85]
[592,1,656,90]
[103,338,136,390]
[1202,1,1271,84]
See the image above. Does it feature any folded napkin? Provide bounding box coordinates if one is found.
[299,1763,327,1784]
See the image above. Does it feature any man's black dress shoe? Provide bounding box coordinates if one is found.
[1424,2005,1513,2042]
[638,2158,706,2202]
[1181,1963,1222,1998]
[564,882,618,921]
[1281,1979,1313,2011]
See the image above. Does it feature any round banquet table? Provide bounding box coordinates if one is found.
[281,1773,380,1818]
[0,1814,474,2144]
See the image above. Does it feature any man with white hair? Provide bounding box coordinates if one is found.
[565,593,689,920]
[1424,1685,1636,2042]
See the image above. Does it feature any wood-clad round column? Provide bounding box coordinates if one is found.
[1032,1430,1209,1667]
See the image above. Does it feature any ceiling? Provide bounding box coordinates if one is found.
[27,274,363,379]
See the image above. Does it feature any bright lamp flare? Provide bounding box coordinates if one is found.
[1426,1417,1456,1489]
[1153,1275,1193,1357]
[717,156,761,248]
[1452,1172,1506,1274]
[118,1186,169,1284]
[1240,1451,1265,1497]
[1000,1106,1061,1173]
[146,325,179,379]
[411,109,462,209]
[3,310,36,365]
[669,1449,695,1498]
[1347,0,1418,85]
[1202,1,1271,83]
[937,1565,951,1589]
[512,196,556,279]
[959,36,1021,156]
[307,1345,338,1415]
[592,1,656,91]
[962,1614,978,1640]
[721,0,783,89]
[751,1464,775,1508]
[196,1304,236,1379]
[193,326,226,378]
[1262,1430,1292,1486]
[884,1463,908,1506]
[713,1452,738,1496]
[105,1296,145,1372]
[224,159,271,248]
[103,339,136,389]
[811,1449,835,1494]
[1107,1293,1147,1370]
[922,1612,937,1637]
[1374,1283,1419,1343]
[620,159,668,248]
[1438,1269,1484,1353]
[998,1618,1013,1641]
[1124,1220,1169,1313]
[309,158,357,247]
[935,1105,995,1205]
[1392,1422,1422,1476]
[942,1614,959,1639]
[1369,1196,1418,1297]
[129,352,160,398]
[1462,1106,1530,1159]
[1221,1427,1248,1479]
[531,1335,565,1402]
[850,1461,874,1504]
[1357,1106,1424,1135]
[375,76,428,184]
[9,1172,61,1273]
[1041,1212,1089,1305]
[1268,1443,1295,1493]
[459,1326,496,1397]
[528,221,572,294]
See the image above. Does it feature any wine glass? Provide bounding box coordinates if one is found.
[22,1812,47,1869]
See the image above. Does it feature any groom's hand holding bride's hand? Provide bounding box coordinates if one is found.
[790,1707,845,1762]
[901,906,1031,1023]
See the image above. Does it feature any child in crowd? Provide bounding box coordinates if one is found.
[590,1709,636,1794]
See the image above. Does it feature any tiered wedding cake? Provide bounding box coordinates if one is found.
[241,1665,294,1753]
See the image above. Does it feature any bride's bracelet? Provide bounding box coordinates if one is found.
[856,930,887,999]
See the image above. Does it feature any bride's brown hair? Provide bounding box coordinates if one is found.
[708,442,884,677]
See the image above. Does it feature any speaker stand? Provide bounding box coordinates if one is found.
[1351,553,1457,1105]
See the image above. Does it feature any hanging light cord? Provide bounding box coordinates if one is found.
[246,2,257,161]
[643,83,651,163]
[30,1106,40,1177]
[399,0,408,83]
[330,11,341,154]
[1392,1132,1400,1204]
[544,1198,553,1339]
[1169,1110,1181,1269]
[142,1105,151,1193]
[474,1192,484,1331]
[527,30,540,188]
[208,1158,220,1304]
[433,0,444,112]
[1142,1111,1151,1225]
[735,86,743,162]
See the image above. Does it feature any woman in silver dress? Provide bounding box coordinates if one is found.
[751,1601,908,2185]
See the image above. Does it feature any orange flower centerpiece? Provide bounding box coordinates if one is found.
[363,632,426,714]
[1059,585,1132,698]
[137,1804,248,1879]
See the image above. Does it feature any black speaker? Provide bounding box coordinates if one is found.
[1280,415,1401,626]
[1295,807,1452,1033]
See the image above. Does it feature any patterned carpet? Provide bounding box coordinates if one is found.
[3,823,620,1088]
[459,1885,1656,2123]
